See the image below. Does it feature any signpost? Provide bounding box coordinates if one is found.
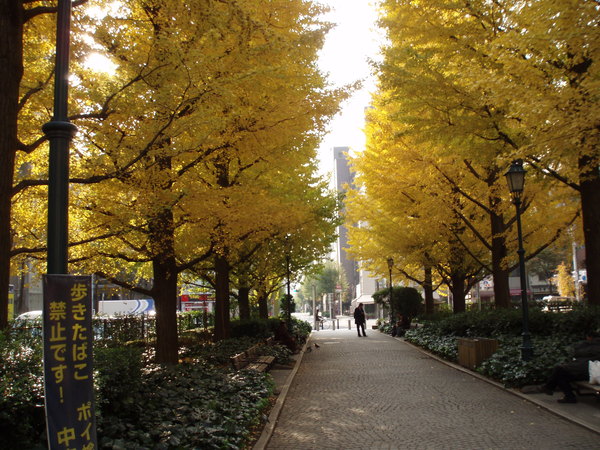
[43,275,97,449]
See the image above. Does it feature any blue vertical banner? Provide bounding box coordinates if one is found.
[43,275,97,449]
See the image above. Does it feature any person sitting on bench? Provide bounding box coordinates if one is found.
[538,331,600,403]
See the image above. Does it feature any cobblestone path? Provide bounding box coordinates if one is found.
[265,329,600,450]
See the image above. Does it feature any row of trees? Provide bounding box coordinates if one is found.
[1,0,351,363]
[297,261,350,313]
[346,0,599,313]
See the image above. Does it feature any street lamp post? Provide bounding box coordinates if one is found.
[285,252,292,330]
[43,0,77,275]
[387,257,394,325]
[505,160,534,361]
[312,284,317,330]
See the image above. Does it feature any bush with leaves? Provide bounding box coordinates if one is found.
[178,310,215,330]
[95,346,145,416]
[97,362,273,449]
[230,318,278,338]
[404,327,458,361]
[0,328,45,450]
[290,316,311,345]
[405,308,600,387]
[373,286,423,329]
[477,335,573,387]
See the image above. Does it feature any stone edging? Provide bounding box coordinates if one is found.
[252,338,310,449]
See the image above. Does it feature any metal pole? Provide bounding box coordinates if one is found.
[312,284,317,330]
[43,0,77,275]
[572,240,580,302]
[286,253,291,330]
[515,197,534,361]
[389,267,394,325]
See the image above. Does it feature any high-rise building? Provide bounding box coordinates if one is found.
[333,146,359,302]
[333,146,382,318]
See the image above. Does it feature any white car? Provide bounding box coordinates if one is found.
[15,310,43,321]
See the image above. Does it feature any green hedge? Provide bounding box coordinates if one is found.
[1,315,287,449]
[405,307,600,387]
[421,306,600,338]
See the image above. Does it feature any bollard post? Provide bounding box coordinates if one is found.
[348,319,351,330]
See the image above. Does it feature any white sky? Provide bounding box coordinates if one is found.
[316,0,382,177]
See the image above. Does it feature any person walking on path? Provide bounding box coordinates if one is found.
[353,302,367,337]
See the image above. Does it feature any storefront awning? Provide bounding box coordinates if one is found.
[351,294,376,306]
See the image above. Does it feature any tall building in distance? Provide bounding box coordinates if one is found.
[333,146,359,302]
[333,146,382,318]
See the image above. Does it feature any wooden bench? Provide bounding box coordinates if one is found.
[574,381,600,399]
[230,340,276,372]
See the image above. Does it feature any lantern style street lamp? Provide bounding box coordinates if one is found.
[387,257,394,326]
[505,160,534,361]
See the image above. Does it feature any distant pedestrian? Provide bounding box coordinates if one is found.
[353,303,367,337]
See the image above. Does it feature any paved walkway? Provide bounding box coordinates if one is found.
[257,327,600,450]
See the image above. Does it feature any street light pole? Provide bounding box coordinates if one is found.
[286,252,291,330]
[387,257,394,325]
[43,0,77,275]
[312,284,317,330]
[505,160,534,361]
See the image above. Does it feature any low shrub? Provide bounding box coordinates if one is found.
[2,323,280,449]
[477,335,573,387]
[97,362,273,449]
[178,310,215,331]
[405,308,600,387]
[0,329,45,449]
[421,307,600,339]
[180,336,260,367]
[95,346,145,416]
[404,328,458,361]
[230,318,275,338]
[290,317,311,345]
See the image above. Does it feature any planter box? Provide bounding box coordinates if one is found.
[457,338,498,370]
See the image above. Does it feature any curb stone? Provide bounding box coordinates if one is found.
[252,338,310,449]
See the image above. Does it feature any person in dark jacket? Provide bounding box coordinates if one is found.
[539,332,600,403]
[353,303,367,337]
[274,320,298,352]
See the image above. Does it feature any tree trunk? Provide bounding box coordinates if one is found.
[450,272,467,313]
[214,254,231,341]
[238,285,250,320]
[423,265,434,315]
[257,285,269,319]
[0,1,23,329]
[152,256,179,364]
[149,205,179,364]
[579,154,600,306]
[490,212,511,308]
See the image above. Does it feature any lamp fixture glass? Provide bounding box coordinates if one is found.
[505,160,526,197]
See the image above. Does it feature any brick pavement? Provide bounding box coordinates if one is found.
[261,328,600,450]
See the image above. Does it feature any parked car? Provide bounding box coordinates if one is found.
[15,310,43,321]
[11,310,43,337]
[541,296,575,312]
